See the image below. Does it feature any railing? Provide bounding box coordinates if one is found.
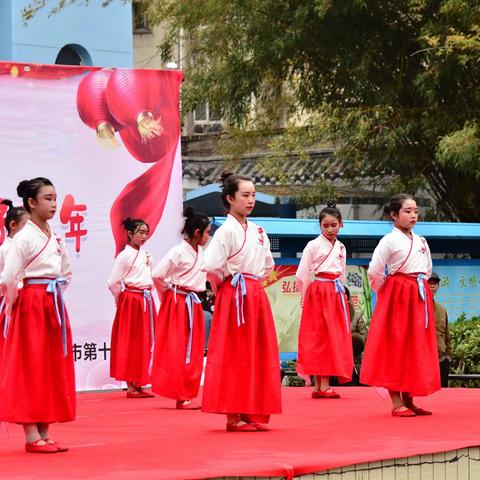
[282,369,480,382]
[448,374,480,380]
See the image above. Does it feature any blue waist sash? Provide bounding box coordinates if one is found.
[26,277,68,356]
[125,287,155,348]
[230,273,260,328]
[314,276,350,331]
[172,286,201,364]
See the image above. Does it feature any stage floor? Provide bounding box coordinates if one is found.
[2,387,480,479]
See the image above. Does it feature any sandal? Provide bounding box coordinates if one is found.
[312,388,340,399]
[134,386,154,398]
[226,420,257,432]
[402,394,432,416]
[392,405,416,417]
[176,400,201,410]
[238,414,269,431]
[250,422,269,431]
[25,438,58,454]
[45,438,69,452]
[127,390,152,398]
[406,404,432,416]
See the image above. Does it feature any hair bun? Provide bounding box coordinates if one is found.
[220,171,234,186]
[121,217,134,230]
[326,200,337,209]
[0,198,13,209]
[16,180,29,198]
[183,206,195,219]
[383,193,414,219]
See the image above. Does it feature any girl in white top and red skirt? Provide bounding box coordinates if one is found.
[360,194,440,416]
[151,207,211,409]
[0,199,28,359]
[108,218,156,398]
[202,172,282,432]
[296,201,353,398]
[0,178,74,453]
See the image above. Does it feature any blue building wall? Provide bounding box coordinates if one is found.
[0,0,132,67]
[0,2,13,60]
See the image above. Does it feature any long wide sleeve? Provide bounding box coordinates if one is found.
[60,238,72,288]
[296,243,312,298]
[0,237,30,315]
[204,229,230,292]
[107,255,126,301]
[263,235,275,277]
[152,254,176,294]
[425,240,433,278]
[368,237,391,293]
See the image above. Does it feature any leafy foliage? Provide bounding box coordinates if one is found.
[22,0,117,22]
[25,0,480,219]
[449,315,480,387]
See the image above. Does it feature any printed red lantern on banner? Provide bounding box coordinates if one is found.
[117,70,182,163]
[76,69,122,148]
[110,70,183,254]
[106,69,164,143]
[119,124,174,163]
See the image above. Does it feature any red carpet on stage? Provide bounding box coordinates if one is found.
[2,387,480,479]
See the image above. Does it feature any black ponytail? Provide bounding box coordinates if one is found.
[182,207,210,238]
[1,199,28,235]
[319,200,342,224]
[220,170,253,210]
[383,194,415,219]
[121,217,149,234]
[16,177,53,212]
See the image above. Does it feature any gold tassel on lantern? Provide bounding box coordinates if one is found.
[96,122,119,149]
[136,111,163,142]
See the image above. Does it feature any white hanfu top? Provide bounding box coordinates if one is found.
[0,219,72,314]
[368,226,432,292]
[153,240,206,293]
[0,236,13,274]
[204,214,274,290]
[296,234,347,298]
[107,244,154,301]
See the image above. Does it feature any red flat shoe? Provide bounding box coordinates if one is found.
[392,405,416,417]
[25,439,58,454]
[312,389,340,399]
[250,422,269,431]
[45,439,69,452]
[226,421,257,432]
[139,391,154,398]
[408,405,432,416]
[134,387,154,398]
[176,400,201,410]
[126,390,151,398]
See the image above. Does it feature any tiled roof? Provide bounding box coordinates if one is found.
[182,148,344,187]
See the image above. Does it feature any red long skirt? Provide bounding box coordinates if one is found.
[110,290,156,386]
[202,276,282,422]
[0,296,5,358]
[0,284,76,423]
[152,289,205,400]
[360,273,440,396]
[297,274,353,383]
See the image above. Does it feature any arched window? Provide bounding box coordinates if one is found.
[55,44,92,66]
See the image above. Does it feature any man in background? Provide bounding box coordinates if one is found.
[428,271,451,388]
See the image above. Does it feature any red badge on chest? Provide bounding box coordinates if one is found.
[55,234,63,256]
[257,227,265,246]
[419,237,427,255]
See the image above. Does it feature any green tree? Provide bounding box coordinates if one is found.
[26,0,480,220]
